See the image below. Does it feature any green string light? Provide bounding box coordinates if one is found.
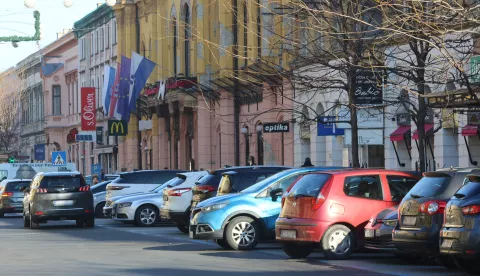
[0,10,40,43]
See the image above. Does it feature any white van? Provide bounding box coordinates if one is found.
[0,163,77,180]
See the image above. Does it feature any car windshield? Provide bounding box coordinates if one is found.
[5,181,30,192]
[150,177,184,193]
[241,169,297,194]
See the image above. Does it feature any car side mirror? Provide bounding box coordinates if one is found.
[270,188,283,202]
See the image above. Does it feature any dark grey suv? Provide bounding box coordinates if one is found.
[22,172,94,229]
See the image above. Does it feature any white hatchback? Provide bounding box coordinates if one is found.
[161,171,207,233]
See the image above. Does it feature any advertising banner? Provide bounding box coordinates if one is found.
[81,87,96,131]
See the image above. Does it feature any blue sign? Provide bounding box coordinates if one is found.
[51,151,67,166]
[317,116,345,136]
[34,144,45,161]
[91,164,101,175]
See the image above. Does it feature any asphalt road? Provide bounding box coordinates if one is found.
[0,215,467,276]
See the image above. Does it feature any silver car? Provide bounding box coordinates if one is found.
[91,181,111,218]
[112,172,199,227]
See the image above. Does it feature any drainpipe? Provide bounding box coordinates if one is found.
[135,5,142,170]
[233,0,240,166]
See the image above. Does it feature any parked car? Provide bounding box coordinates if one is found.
[85,174,118,185]
[113,172,206,227]
[189,167,344,250]
[440,173,480,274]
[91,180,112,218]
[190,166,291,210]
[0,179,31,217]
[393,167,480,268]
[104,170,186,216]
[275,169,421,259]
[22,172,94,229]
[160,171,207,233]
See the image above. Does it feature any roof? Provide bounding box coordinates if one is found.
[73,4,115,38]
[1,179,32,184]
[208,166,292,175]
[40,172,82,177]
[309,168,421,176]
[119,170,188,175]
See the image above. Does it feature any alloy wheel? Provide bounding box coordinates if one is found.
[140,208,156,225]
[231,221,256,246]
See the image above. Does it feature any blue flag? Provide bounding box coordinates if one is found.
[115,56,132,121]
[128,51,156,114]
[102,65,116,116]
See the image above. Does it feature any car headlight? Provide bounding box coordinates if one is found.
[383,219,398,227]
[201,202,228,213]
[117,202,132,208]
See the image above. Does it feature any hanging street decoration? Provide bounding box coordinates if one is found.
[0,11,41,43]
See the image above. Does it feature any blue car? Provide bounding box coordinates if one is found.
[189,167,344,250]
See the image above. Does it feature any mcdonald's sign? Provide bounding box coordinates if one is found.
[108,120,128,136]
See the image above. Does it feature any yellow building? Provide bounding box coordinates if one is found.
[112,0,294,171]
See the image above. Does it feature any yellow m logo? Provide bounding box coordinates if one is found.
[110,122,124,134]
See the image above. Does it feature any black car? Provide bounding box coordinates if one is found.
[0,179,31,217]
[392,167,480,267]
[440,174,480,274]
[365,206,399,252]
[22,172,94,229]
[190,166,291,210]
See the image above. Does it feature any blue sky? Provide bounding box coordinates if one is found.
[0,0,103,71]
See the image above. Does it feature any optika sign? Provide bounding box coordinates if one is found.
[81,87,96,131]
[263,122,290,133]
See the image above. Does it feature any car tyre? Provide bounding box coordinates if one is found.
[30,212,40,229]
[135,205,158,227]
[176,223,189,234]
[321,224,355,260]
[225,216,260,250]
[85,217,95,228]
[455,257,480,274]
[283,242,316,259]
[436,255,457,269]
[215,239,232,249]
[95,202,106,218]
[23,213,30,228]
[76,219,85,228]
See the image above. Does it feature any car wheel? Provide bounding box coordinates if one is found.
[29,212,40,229]
[176,223,189,234]
[321,224,355,260]
[283,242,316,259]
[135,205,158,227]
[23,213,30,228]
[225,216,260,250]
[95,202,106,218]
[76,219,85,228]
[436,255,457,269]
[455,257,480,274]
[85,217,95,228]
[215,239,232,249]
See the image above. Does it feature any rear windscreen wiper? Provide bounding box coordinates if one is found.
[410,194,423,199]
[453,193,466,199]
[294,194,314,198]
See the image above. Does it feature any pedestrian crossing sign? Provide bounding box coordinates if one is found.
[51,151,67,166]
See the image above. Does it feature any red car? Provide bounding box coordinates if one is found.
[275,169,420,260]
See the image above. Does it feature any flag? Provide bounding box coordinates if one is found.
[128,51,156,113]
[102,65,116,116]
[108,63,121,118]
[115,55,132,121]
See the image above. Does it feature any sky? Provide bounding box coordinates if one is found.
[0,0,105,71]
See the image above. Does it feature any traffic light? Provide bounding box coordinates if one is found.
[8,156,16,163]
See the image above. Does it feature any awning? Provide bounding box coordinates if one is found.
[390,126,411,142]
[412,124,434,140]
[462,125,479,137]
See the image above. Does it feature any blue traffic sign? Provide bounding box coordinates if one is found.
[51,151,67,166]
[317,116,345,136]
[91,164,101,175]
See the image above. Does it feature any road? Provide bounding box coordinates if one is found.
[0,215,467,276]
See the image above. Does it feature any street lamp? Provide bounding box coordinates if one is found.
[24,0,36,8]
[63,0,73,8]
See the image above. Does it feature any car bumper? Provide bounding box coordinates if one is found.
[32,208,93,222]
[103,206,113,217]
[440,227,480,256]
[189,208,227,240]
[364,227,396,251]
[0,204,23,214]
[111,205,135,221]
[392,228,439,255]
[275,217,329,243]
[189,224,224,240]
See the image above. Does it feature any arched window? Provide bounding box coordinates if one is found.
[173,17,178,76]
[184,4,190,77]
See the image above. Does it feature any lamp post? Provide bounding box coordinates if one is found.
[25,0,116,8]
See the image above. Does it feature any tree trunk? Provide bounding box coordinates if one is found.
[348,70,361,168]
[417,93,427,172]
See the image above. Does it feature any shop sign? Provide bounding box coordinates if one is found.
[81,87,96,131]
[354,70,384,105]
[344,129,384,146]
[263,122,290,133]
[396,113,410,126]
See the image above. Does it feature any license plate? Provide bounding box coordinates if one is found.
[53,200,74,207]
[442,239,454,248]
[402,216,417,226]
[365,229,375,238]
[280,230,296,239]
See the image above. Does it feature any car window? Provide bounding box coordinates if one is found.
[386,175,419,202]
[405,176,451,199]
[287,174,331,198]
[39,175,86,189]
[5,181,30,192]
[151,171,179,184]
[91,181,110,193]
[453,177,480,199]
[256,173,302,198]
[218,172,272,193]
[343,175,383,200]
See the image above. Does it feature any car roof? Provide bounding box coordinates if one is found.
[39,172,82,177]
[308,168,420,176]
[208,166,292,175]
[119,170,187,175]
[1,179,31,185]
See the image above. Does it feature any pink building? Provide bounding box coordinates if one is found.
[41,31,80,165]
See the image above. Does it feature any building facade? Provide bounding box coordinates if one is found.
[74,3,118,174]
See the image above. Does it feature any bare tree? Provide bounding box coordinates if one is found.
[0,68,22,154]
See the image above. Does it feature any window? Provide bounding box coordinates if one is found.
[113,19,117,44]
[40,175,86,189]
[100,27,104,50]
[343,175,383,200]
[91,32,94,56]
[96,30,99,53]
[256,173,302,198]
[173,18,178,76]
[386,175,419,202]
[52,85,61,115]
[106,24,110,48]
[218,172,274,194]
[287,174,331,198]
[5,181,31,192]
[80,38,86,59]
[405,175,451,199]
[184,5,190,76]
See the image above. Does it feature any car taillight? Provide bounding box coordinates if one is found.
[79,186,90,192]
[168,188,191,196]
[311,193,326,211]
[462,205,480,215]
[419,200,446,215]
[37,188,47,193]
[1,192,13,197]
[108,186,129,190]
[195,185,216,193]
